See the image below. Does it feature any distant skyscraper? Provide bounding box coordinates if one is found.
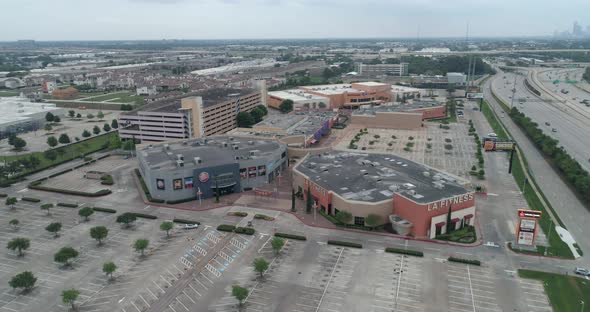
[573,21,583,36]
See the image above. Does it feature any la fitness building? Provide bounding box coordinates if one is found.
[293,151,475,238]
[137,136,287,202]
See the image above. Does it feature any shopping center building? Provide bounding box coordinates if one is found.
[137,136,287,202]
[293,151,475,238]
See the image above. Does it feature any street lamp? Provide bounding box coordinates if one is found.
[581,300,584,312]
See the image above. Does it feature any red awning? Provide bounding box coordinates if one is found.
[450,218,460,223]
[435,222,446,227]
[464,214,474,219]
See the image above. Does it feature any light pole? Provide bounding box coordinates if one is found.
[544,218,552,256]
[581,300,584,312]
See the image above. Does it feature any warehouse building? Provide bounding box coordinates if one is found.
[350,100,447,130]
[267,89,330,110]
[0,97,64,138]
[293,151,475,238]
[137,136,287,202]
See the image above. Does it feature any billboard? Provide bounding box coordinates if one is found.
[466,92,484,99]
[173,179,183,190]
[240,168,247,179]
[518,209,542,219]
[248,166,257,178]
[517,231,535,245]
[483,137,515,151]
[184,177,194,188]
[156,179,165,190]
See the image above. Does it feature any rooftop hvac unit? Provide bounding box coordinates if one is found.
[164,144,169,150]
[229,137,234,141]
[248,140,254,145]
[250,150,256,156]
[223,142,228,147]
[234,146,239,150]
[194,157,202,164]
[423,171,430,177]
[407,190,416,195]
[235,156,240,160]
[176,154,184,161]
[403,183,415,189]
[176,160,184,167]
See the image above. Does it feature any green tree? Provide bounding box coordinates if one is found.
[318,102,327,108]
[76,113,82,118]
[236,111,255,128]
[335,211,352,224]
[116,213,137,228]
[250,107,264,123]
[253,257,269,279]
[62,289,80,311]
[93,125,101,135]
[44,149,57,161]
[5,197,17,209]
[87,113,94,119]
[54,247,79,266]
[53,116,60,123]
[134,239,149,256]
[9,271,37,292]
[111,119,119,129]
[446,204,453,234]
[103,123,111,132]
[291,189,296,212]
[12,137,26,150]
[44,124,53,132]
[103,262,117,280]
[97,111,104,119]
[365,214,381,229]
[7,237,30,257]
[78,207,94,221]
[45,112,55,122]
[9,219,19,230]
[46,222,62,237]
[256,105,268,116]
[28,155,40,169]
[41,203,53,215]
[306,187,313,214]
[90,226,108,245]
[271,237,285,256]
[82,129,91,138]
[232,285,248,307]
[58,134,70,144]
[160,221,174,238]
[279,99,293,113]
[68,110,75,118]
[47,136,58,147]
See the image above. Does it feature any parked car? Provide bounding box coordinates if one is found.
[183,224,199,230]
[552,128,557,133]
[487,133,498,138]
[574,267,590,276]
[545,122,551,126]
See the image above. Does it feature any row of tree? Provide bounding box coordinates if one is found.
[236,105,268,128]
[509,107,590,203]
[583,67,590,82]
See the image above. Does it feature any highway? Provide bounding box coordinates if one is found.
[492,70,590,172]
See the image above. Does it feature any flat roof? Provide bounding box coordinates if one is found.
[296,151,469,203]
[0,97,62,125]
[268,90,328,102]
[353,101,444,115]
[353,81,389,87]
[253,111,336,136]
[300,84,360,95]
[139,136,283,171]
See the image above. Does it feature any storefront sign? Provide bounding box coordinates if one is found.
[173,179,183,190]
[156,179,165,190]
[426,193,474,212]
[518,209,542,219]
[198,172,210,183]
[184,177,194,188]
[304,179,328,196]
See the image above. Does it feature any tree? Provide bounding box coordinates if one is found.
[236,111,255,128]
[44,124,53,132]
[97,111,104,119]
[46,222,62,237]
[78,207,94,221]
[256,105,268,116]
[103,262,117,280]
[5,197,17,209]
[41,203,53,215]
[47,136,58,148]
[53,116,61,123]
[232,285,248,307]
[250,107,264,123]
[103,123,111,132]
[318,102,327,108]
[87,113,94,119]
[93,125,101,135]
[160,221,174,238]
[116,213,136,228]
[62,289,80,311]
[9,271,37,292]
[76,113,82,118]
[279,99,293,113]
[446,204,453,234]
[271,237,285,256]
[54,247,79,266]
[306,187,312,214]
[29,155,40,169]
[68,110,75,118]
[7,237,30,257]
[12,137,26,150]
[90,226,108,245]
[253,257,269,279]
[58,134,71,144]
[134,239,149,256]
[334,211,352,224]
[291,189,296,212]
[365,214,381,229]
[45,112,55,122]
[9,219,19,230]
[82,129,91,138]
[44,149,57,161]
[111,119,119,129]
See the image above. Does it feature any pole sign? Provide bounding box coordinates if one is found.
[466,92,484,99]
[516,209,541,246]
[483,137,515,151]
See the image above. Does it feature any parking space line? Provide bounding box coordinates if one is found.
[175,297,189,311]
[182,291,196,304]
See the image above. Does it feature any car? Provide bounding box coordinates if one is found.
[552,128,557,133]
[484,242,500,248]
[545,122,551,126]
[487,133,498,138]
[574,267,590,276]
[183,224,199,230]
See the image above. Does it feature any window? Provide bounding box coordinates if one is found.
[354,216,365,226]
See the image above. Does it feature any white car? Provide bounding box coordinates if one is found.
[487,133,498,138]
[183,224,199,230]
[574,267,590,276]
[484,242,500,248]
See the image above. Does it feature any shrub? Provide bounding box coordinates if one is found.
[83,156,92,162]
[327,240,362,248]
[426,143,432,149]
[444,144,453,150]
[373,134,380,139]
[0,194,7,198]
[57,203,78,208]
[274,233,307,241]
[227,212,248,217]
[92,207,117,213]
[165,197,196,204]
[129,213,157,220]
[254,214,274,221]
[408,136,414,140]
[385,247,424,257]
[173,218,200,225]
[21,197,40,203]
[217,224,236,232]
[234,227,256,235]
[391,135,397,139]
[403,147,411,152]
[100,175,114,185]
[406,142,414,147]
[445,138,452,143]
[448,257,481,266]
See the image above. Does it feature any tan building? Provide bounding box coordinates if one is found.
[299,82,392,109]
[350,101,447,130]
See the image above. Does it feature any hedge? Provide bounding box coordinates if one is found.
[254,214,274,221]
[129,212,157,220]
[228,212,248,217]
[217,224,236,232]
[100,175,114,185]
[0,193,7,198]
[448,257,481,266]
[92,207,117,214]
[327,240,363,249]
[21,197,41,203]
[234,227,256,235]
[28,183,112,197]
[385,247,424,257]
[173,218,200,225]
[274,233,307,241]
[57,203,79,208]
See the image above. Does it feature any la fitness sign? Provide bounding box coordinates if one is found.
[304,179,328,196]
[427,193,474,212]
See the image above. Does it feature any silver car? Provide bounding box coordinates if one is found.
[574,267,590,276]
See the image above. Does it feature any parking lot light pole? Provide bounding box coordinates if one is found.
[580,300,584,312]
[544,218,552,256]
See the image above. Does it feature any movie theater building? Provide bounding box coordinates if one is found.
[293,152,475,238]
[137,136,287,202]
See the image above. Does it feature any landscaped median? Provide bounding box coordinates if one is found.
[519,269,590,312]
[274,233,307,241]
[216,224,256,235]
[385,247,424,257]
[327,240,363,249]
[447,257,481,266]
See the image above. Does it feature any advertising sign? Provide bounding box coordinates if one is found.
[518,209,542,219]
[248,166,257,178]
[517,231,535,245]
[516,209,540,246]
[520,219,536,231]
[173,179,183,190]
[483,137,515,152]
[156,179,165,190]
[184,177,194,189]
[240,168,247,179]
[258,165,266,176]
[466,92,484,99]
[198,172,210,183]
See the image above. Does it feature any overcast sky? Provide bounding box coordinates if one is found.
[1,0,589,41]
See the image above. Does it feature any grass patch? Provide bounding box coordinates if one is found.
[436,226,477,244]
[518,269,590,312]
[385,247,424,257]
[234,227,256,235]
[227,212,248,217]
[57,203,78,208]
[254,214,274,221]
[20,197,40,203]
[480,101,509,139]
[217,224,236,232]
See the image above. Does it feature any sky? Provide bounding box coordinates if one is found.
[1,0,590,41]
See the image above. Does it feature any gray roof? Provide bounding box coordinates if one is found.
[254,111,336,136]
[295,151,469,204]
[139,136,283,170]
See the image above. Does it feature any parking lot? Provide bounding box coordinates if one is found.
[446,263,502,312]
[517,279,552,312]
